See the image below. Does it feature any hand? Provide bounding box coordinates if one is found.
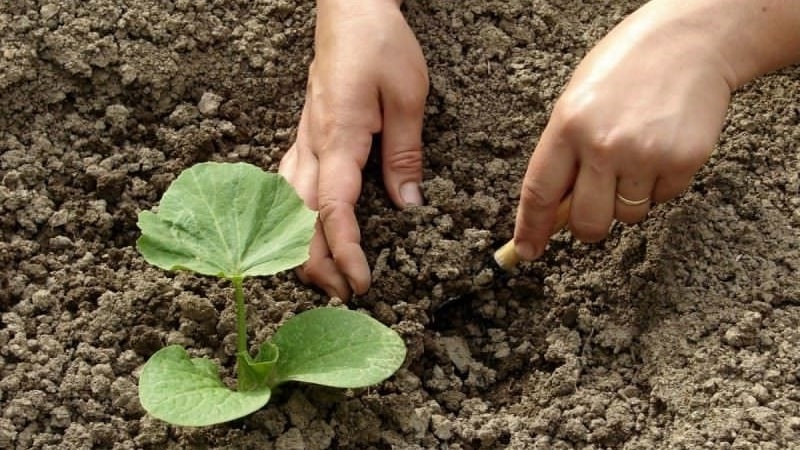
[279,0,428,299]
[512,2,737,260]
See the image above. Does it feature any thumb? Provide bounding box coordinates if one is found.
[380,98,425,208]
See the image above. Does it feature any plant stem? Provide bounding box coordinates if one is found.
[232,277,247,356]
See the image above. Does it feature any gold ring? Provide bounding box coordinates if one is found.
[616,193,650,206]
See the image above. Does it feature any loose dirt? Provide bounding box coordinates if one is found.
[2,1,799,449]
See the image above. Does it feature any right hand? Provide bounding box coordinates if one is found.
[512,1,736,261]
[512,0,800,261]
[279,0,429,299]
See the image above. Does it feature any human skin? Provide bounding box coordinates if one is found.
[279,0,428,299]
[513,0,800,261]
[282,0,800,298]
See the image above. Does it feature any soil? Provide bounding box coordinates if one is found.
[1,0,799,449]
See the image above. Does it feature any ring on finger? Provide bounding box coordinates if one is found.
[615,192,650,206]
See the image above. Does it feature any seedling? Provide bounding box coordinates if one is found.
[135,162,406,427]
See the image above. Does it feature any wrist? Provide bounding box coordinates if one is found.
[635,0,800,90]
[318,0,402,10]
[317,0,404,24]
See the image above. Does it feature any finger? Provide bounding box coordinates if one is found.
[614,176,655,224]
[282,100,352,297]
[514,126,578,260]
[296,222,352,299]
[380,104,425,209]
[570,157,616,243]
[652,144,713,203]
[380,72,427,208]
[316,129,373,295]
[651,172,696,204]
[284,144,347,296]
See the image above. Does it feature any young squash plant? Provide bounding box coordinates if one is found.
[135,162,406,427]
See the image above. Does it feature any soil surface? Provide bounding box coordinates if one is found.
[2,1,799,449]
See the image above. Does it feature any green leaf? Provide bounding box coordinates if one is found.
[271,308,407,388]
[139,345,271,427]
[237,341,279,391]
[136,162,316,279]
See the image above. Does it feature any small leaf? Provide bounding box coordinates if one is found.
[139,345,271,427]
[271,308,407,388]
[136,162,316,279]
[237,341,279,391]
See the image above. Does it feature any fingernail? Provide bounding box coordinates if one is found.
[515,241,540,261]
[400,182,423,207]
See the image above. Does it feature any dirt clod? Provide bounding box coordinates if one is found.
[1,0,798,449]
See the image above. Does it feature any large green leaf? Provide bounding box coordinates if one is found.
[271,308,407,388]
[136,162,316,279]
[139,345,271,427]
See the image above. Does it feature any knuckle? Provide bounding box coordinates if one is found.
[411,63,430,91]
[587,129,637,164]
[385,146,423,171]
[554,92,594,135]
[389,71,428,114]
[315,124,374,158]
[557,108,587,136]
[583,150,614,176]
[393,90,426,116]
[520,179,557,211]
[314,110,347,138]
[316,196,341,223]
[315,198,357,244]
[591,131,618,153]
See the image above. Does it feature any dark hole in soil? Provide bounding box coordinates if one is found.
[430,294,479,332]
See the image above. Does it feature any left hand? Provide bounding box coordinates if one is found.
[279,0,428,299]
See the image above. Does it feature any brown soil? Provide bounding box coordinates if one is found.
[2,1,799,449]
